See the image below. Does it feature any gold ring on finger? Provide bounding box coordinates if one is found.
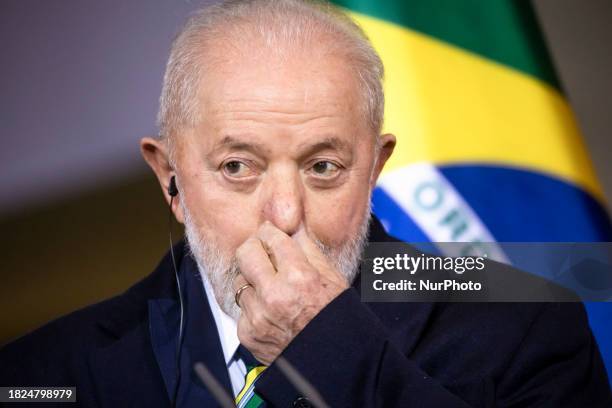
[234,283,253,308]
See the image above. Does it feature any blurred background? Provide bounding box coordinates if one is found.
[1,0,611,381]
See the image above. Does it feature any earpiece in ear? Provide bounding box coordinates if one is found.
[168,176,178,197]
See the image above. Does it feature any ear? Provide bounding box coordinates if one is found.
[140,136,185,224]
[370,133,396,189]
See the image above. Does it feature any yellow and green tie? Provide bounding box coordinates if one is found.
[235,346,267,408]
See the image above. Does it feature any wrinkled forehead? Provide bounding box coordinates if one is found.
[196,32,366,127]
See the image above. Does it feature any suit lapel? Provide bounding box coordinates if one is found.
[88,241,233,407]
[179,255,234,406]
[89,319,170,407]
[87,243,182,407]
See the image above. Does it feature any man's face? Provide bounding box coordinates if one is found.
[178,49,376,244]
[148,44,393,318]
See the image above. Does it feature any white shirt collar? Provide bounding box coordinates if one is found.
[201,274,240,365]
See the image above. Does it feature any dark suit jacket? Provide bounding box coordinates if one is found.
[1,217,611,407]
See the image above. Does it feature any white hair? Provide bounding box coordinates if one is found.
[157,0,385,156]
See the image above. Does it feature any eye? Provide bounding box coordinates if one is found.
[310,161,341,178]
[222,160,255,178]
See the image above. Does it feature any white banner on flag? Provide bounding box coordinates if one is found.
[378,162,509,262]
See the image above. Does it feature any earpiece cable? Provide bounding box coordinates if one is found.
[169,194,185,408]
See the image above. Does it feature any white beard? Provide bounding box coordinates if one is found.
[181,199,372,321]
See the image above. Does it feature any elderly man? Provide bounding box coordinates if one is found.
[1,0,611,407]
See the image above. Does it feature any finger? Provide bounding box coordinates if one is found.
[235,236,276,292]
[293,228,347,285]
[237,297,288,347]
[232,273,249,293]
[234,277,257,311]
[236,274,292,335]
[237,318,279,366]
[256,222,309,274]
[233,274,283,329]
[292,228,331,273]
[233,274,256,312]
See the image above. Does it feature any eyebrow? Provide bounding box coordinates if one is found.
[210,135,268,157]
[296,136,352,159]
[209,134,352,159]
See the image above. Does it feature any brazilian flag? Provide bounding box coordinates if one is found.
[331,0,612,383]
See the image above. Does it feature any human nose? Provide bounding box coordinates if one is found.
[261,164,304,236]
